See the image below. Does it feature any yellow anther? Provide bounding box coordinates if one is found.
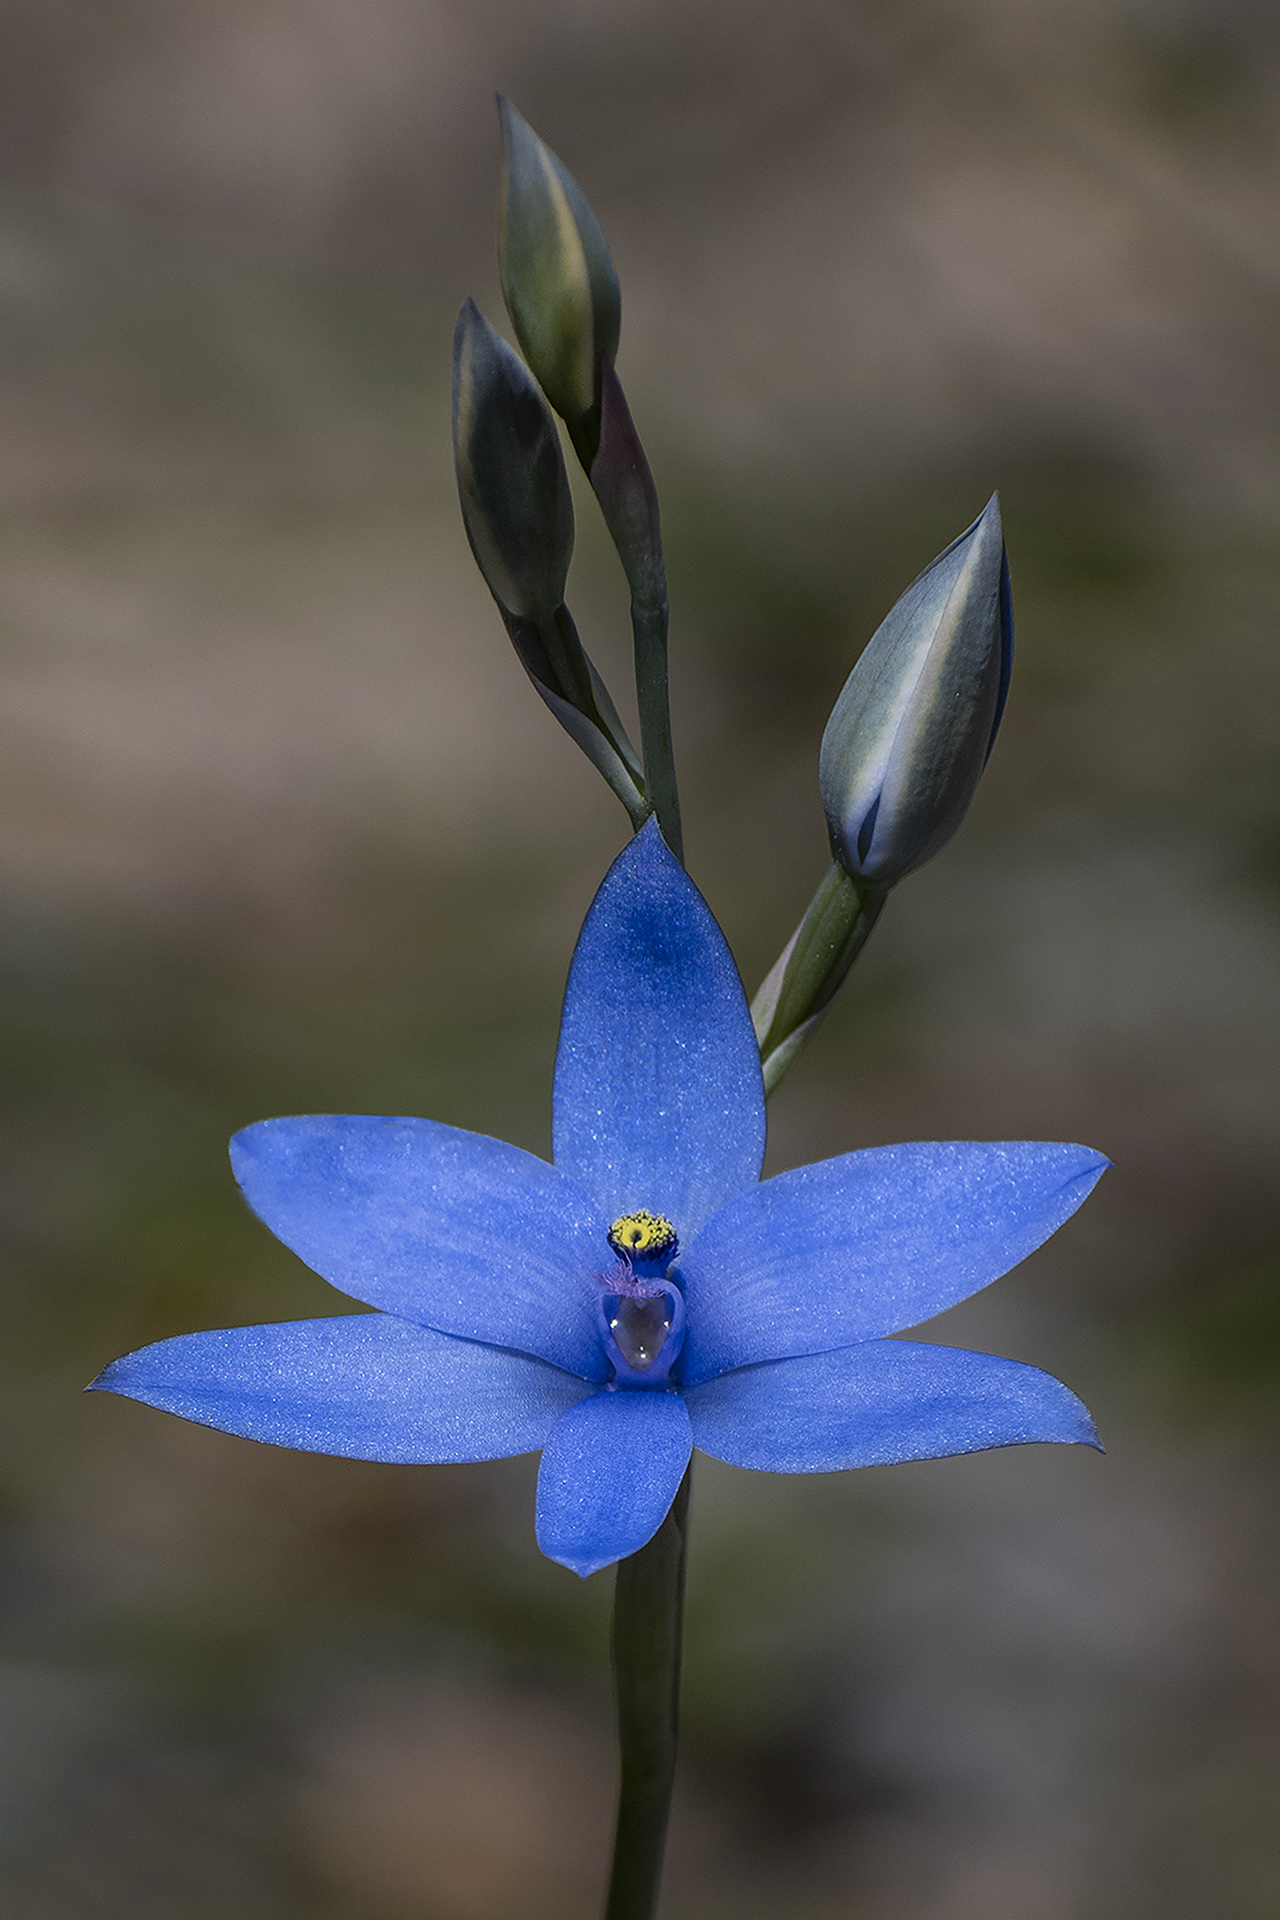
[607,1210,677,1261]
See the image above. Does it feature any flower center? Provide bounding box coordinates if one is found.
[599,1211,684,1387]
[606,1210,677,1267]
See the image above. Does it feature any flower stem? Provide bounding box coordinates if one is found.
[603,1462,691,1920]
[751,864,887,1096]
[630,595,683,863]
[588,362,683,863]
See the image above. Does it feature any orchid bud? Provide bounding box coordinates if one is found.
[497,96,621,459]
[819,495,1012,887]
[452,298,574,623]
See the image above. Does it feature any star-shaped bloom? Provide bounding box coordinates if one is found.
[92,823,1106,1577]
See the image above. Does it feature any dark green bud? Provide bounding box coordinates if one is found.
[820,495,1012,887]
[497,96,621,456]
[452,298,575,623]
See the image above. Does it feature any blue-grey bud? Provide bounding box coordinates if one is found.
[497,96,621,452]
[452,298,575,623]
[819,495,1012,886]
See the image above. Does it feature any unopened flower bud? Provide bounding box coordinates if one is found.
[497,96,621,456]
[452,298,574,623]
[819,495,1012,887]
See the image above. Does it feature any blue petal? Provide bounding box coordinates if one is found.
[553,820,765,1239]
[90,1315,590,1462]
[535,1388,692,1577]
[231,1115,610,1381]
[685,1339,1099,1471]
[677,1140,1108,1383]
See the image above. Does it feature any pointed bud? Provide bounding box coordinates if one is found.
[497,96,621,457]
[452,299,575,623]
[819,496,1012,887]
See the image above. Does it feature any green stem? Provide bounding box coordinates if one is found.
[603,1464,691,1920]
[586,362,683,863]
[752,864,887,1097]
[631,595,682,863]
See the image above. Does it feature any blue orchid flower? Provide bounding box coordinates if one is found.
[92,823,1106,1578]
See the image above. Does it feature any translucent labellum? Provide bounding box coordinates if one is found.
[452,298,575,624]
[819,495,1012,887]
[497,96,621,452]
[598,1274,686,1386]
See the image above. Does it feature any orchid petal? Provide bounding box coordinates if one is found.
[553,820,765,1238]
[230,1115,610,1381]
[90,1316,590,1462]
[677,1140,1108,1383]
[686,1339,1099,1471]
[535,1388,692,1577]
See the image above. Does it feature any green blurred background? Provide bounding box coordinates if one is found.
[0,1,1278,1914]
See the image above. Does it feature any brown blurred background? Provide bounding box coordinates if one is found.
[0,1,1278,1915]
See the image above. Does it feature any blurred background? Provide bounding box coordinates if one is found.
[0,0,1278,1914]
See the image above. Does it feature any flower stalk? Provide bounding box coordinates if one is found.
[501,602,650,829]
[591,363,681,860]
[604,1465,691,1920]
[752,865,887,1097]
